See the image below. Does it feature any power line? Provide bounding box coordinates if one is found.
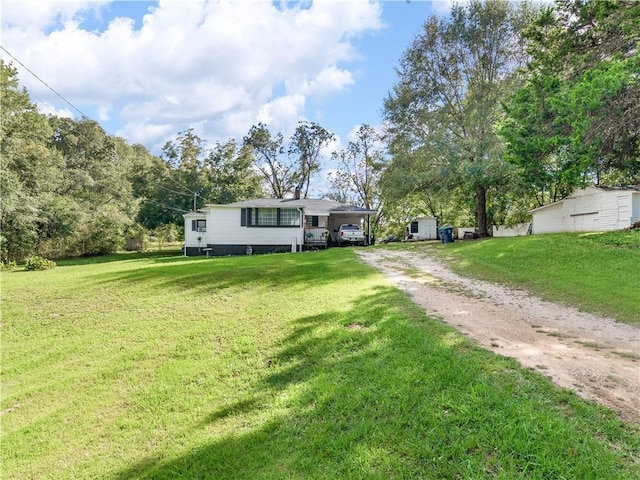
[164,173,201,197]
[141,198,190,214]
[0,45,90,119]
[149,181,194,198]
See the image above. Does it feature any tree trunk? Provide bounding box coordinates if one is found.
[476,184,488,237]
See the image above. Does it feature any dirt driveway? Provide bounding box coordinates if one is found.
[356,248,640,424]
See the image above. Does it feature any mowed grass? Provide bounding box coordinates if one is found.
[2,248,639,479]
[391,230,640,325]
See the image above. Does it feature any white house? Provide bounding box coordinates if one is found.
[407,217,438,240]
[184,197,377,256]
[531,186,640,234]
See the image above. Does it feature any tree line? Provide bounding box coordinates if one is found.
[2,0,637,261]
[1,60,385,262]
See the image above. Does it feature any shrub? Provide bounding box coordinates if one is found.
[24,256,56,271]
[0,260,17,271]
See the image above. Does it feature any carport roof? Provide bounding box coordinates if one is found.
[203,198,377,215]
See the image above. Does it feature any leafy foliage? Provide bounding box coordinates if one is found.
[0,260,17,271]
[289,121,334,198]
[383,0,535,235]
[243,123,295,199]
[23,255,56,271]
[329,125,386,209]
[499,0,640,202]
[0,62,267,260]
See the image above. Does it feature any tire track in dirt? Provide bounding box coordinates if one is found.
[357,249,640,424]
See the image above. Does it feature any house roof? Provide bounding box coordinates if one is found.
[530,185,640,213]
[202,198,378,215]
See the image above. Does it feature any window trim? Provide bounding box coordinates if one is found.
[241,207,301,228]
[192,219,207,232]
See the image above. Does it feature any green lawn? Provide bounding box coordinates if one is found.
[2,248,639,479]
[389,230,640,325]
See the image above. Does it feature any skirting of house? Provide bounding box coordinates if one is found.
[185,244,301,257]
[184,246,207,256]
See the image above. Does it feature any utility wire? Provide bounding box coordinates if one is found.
[0,45,90,119]
[149,181,194,198]
[142,198,190,214]
[164,173,203,198]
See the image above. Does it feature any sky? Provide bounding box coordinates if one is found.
[1,0,455,194]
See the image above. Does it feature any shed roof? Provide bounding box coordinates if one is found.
[530,185,640,213]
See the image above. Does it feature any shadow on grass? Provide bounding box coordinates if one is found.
[112,284,634,480]
[94,249,371,295]
[58,249,184,267]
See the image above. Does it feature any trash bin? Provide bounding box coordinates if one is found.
[439,226,454,244]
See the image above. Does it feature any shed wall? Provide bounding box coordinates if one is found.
[532,190,635,234]
[532,202,564,234]
[417,217,438,240]
[632,193,640,224]
[492,223,530,237]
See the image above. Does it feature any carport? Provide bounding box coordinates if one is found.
[327,205,378,244]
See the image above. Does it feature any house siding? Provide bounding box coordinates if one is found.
[532,187,637,234]
[632,192,640,224]
[205,207,303,254]
[184,198,378,257]
[184,213,208,252]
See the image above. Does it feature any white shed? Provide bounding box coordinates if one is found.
[531,186,640,234]
[408,217,438,240]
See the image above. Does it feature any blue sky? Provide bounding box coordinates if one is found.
[1,1,450,192]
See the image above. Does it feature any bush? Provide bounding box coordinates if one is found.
[24,256,56,271]
[0,260,17,271]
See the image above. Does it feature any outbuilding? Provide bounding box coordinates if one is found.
[530,186,640,234]
[406,217,438,240]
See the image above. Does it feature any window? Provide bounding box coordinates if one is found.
[192,219,206,232]
[280,209,301,226]
[410,221,419,234]
[257,208,277,226]
[240,208,300,227]
[305,215,319,227]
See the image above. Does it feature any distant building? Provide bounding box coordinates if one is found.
[530,186,640,234]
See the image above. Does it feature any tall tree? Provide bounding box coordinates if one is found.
[243,123,295,198]
[203,139,264,204]
[330,125,386,211]
[499,0,640,196]
[288,121,334,198]
[48,117,138,256]
[383,0,534,236]
[1,61,62,260]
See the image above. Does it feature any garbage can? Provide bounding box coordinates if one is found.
[439,226,454,244]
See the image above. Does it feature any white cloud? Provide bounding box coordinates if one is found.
[1,0,383,153]
[36,102,74,119]
[1,0,109,31]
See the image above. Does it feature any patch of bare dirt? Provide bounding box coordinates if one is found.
[357,248,640,424]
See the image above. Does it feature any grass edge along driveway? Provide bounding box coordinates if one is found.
[2,248,639,479]
[389,231,640,325]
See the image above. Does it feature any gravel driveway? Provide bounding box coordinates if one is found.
[357,248,640,424]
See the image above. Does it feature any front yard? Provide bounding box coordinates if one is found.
[2,247,638,479]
